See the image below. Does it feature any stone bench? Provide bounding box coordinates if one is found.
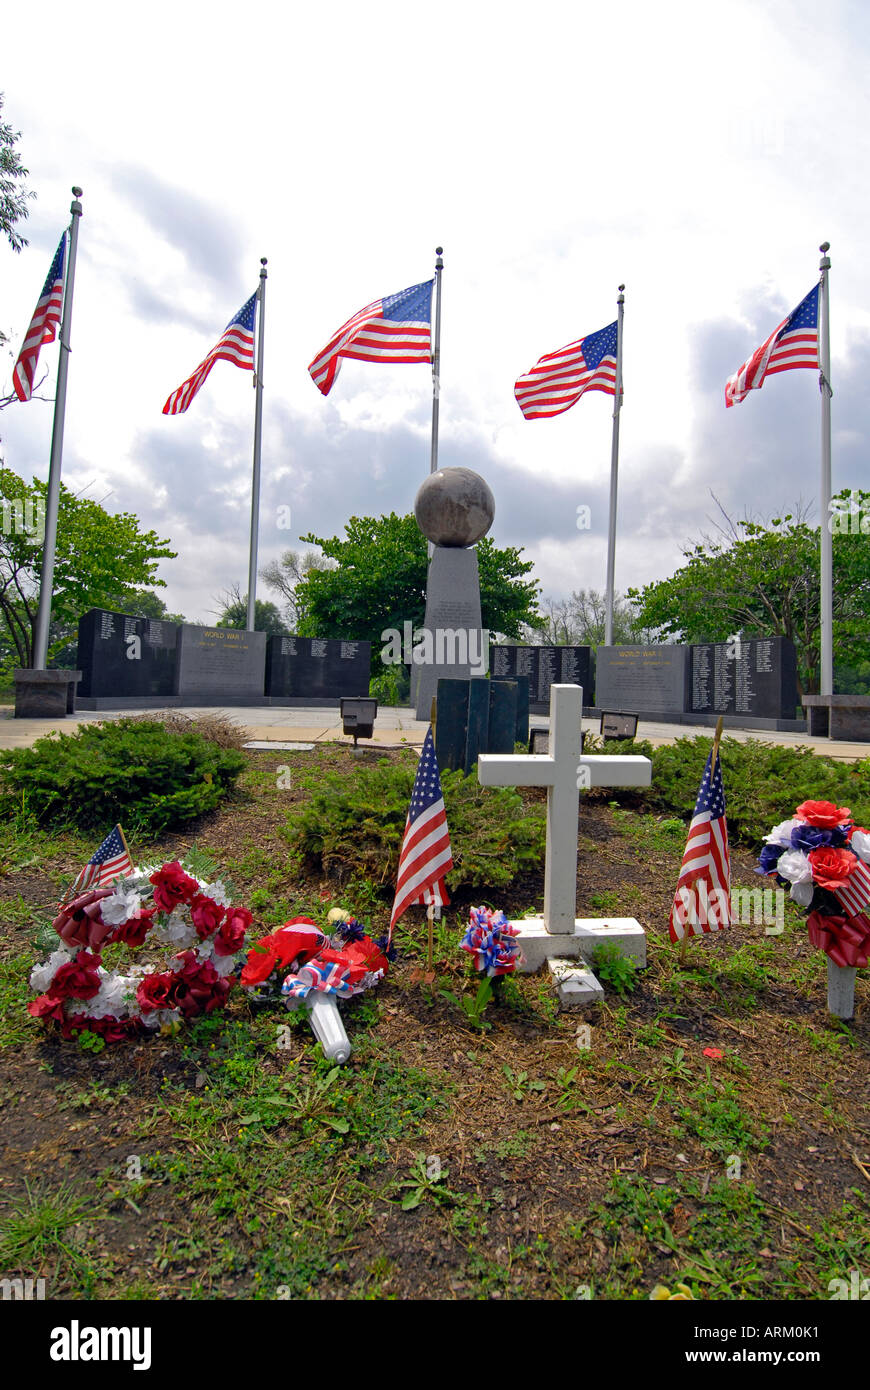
[14,668,82,719]
[802,694,870,741]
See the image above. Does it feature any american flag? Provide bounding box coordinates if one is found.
[163,292,257,415]
[833,857,870,921]
[668,748,732,942]
[725,284,819,407]
[389,728,453,938]
[59,825,134,908]
[514,320,618,420]
[12,234,67,403]
[308,279,433,396]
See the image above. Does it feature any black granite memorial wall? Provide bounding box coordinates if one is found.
[687,637,798,721]
[595,645,689,717]
[490,645,593,713]
[265,636,370,702]
[77,608,178,699]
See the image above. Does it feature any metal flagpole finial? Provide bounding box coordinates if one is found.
[819,241,831,268]
[260,257,268,271]
[71,186,83,212]
[435,246,443,268]
[617,283,625,303]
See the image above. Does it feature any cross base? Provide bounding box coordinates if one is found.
[548,958,604,1006]
[509,917,647,974]
[827,960,856,1020]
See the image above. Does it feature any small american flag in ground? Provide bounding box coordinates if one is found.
[12,233,67,403]
[163,292,256,415]
[59,825,134,907]
[514,320,618,420]
[725,283,819,407]
[389,728,453,938]
[308,279,433,396]
[668,748,732,942]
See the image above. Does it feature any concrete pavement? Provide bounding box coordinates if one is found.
[0,703,868,761]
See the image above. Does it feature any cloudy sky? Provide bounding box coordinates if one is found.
[2,0,869,626]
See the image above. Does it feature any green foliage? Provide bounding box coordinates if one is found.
[0,466,175,674]
[0,718,245,837]
[294,512,543,672]
[593,941,639,996]
[215,588,288,635]
[283,756,546,892]
[0,94,34,254]
[440,976,495,1031]
[627,495,870,695]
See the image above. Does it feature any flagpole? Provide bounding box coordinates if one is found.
[430,247,443,475]
[818,242,833,698]
[32,187,83,672]
[603,284,625,647]
[246,258,268,633]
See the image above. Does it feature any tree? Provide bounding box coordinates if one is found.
[524,588,657,646]
[294,512,543,669]
[0,94,35,254]
[0,467,176,671]
[259,548,331,629]
[626,492,870,695]
[215,583,288,635]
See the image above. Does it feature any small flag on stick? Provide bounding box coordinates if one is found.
[163,292,256,415]
[12,233,67,402]
[308,279,433,397]
[725,283,819,407]
[668,719,732,943]
[514,320,618,420]
[389,728,453,942]
[59,825,134,908]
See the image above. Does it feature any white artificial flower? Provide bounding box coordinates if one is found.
[201,880,230,907]
[212,951,237,978]
[100,889,143,926]
[777,849,814,884]
[29,949,74,993]
[765,818,800,847]
[98,973,136,1017]
[790,880,815,908]
[140,1007,183,1030]
[150,907,197,951]
[849,830,870,864]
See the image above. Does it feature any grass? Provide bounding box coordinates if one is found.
[1,744,868,1300]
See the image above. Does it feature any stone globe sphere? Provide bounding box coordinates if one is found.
[414,467,495,547]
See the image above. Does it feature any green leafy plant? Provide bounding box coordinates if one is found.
[284,757,546,892]
[440,976,495,1031]
[593,941,639,996]
[0,719,245,837]
[502,1064,547,1102]
[394,1154,458,1211]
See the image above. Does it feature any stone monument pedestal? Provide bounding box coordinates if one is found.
[412,547,485,719]
[14,668,81,718]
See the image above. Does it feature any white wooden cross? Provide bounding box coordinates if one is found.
[477,684,652,978]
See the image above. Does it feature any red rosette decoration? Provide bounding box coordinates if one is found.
[166,952,232,1016]
[807,911,870,969]
[53,887,117,952]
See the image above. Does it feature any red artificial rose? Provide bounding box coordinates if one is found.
[114,908,156,948]
[167,956,231,1016]
[53,887,116,951]
[27,993,67,1023]
[62,1014,136,1044]
[214,914,247,957]
[807,910,870,969]
[807,845,858,891]
[150,861,200,913]
[48,950,103,1001]
[136,971,176,1012]
[795,799,851,829]
[225,906,254,937]
[190,893,226,940]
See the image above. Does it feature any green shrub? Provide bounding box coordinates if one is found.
[0,719,245,837]
[283,756,546,892]
[587,733,870,845]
